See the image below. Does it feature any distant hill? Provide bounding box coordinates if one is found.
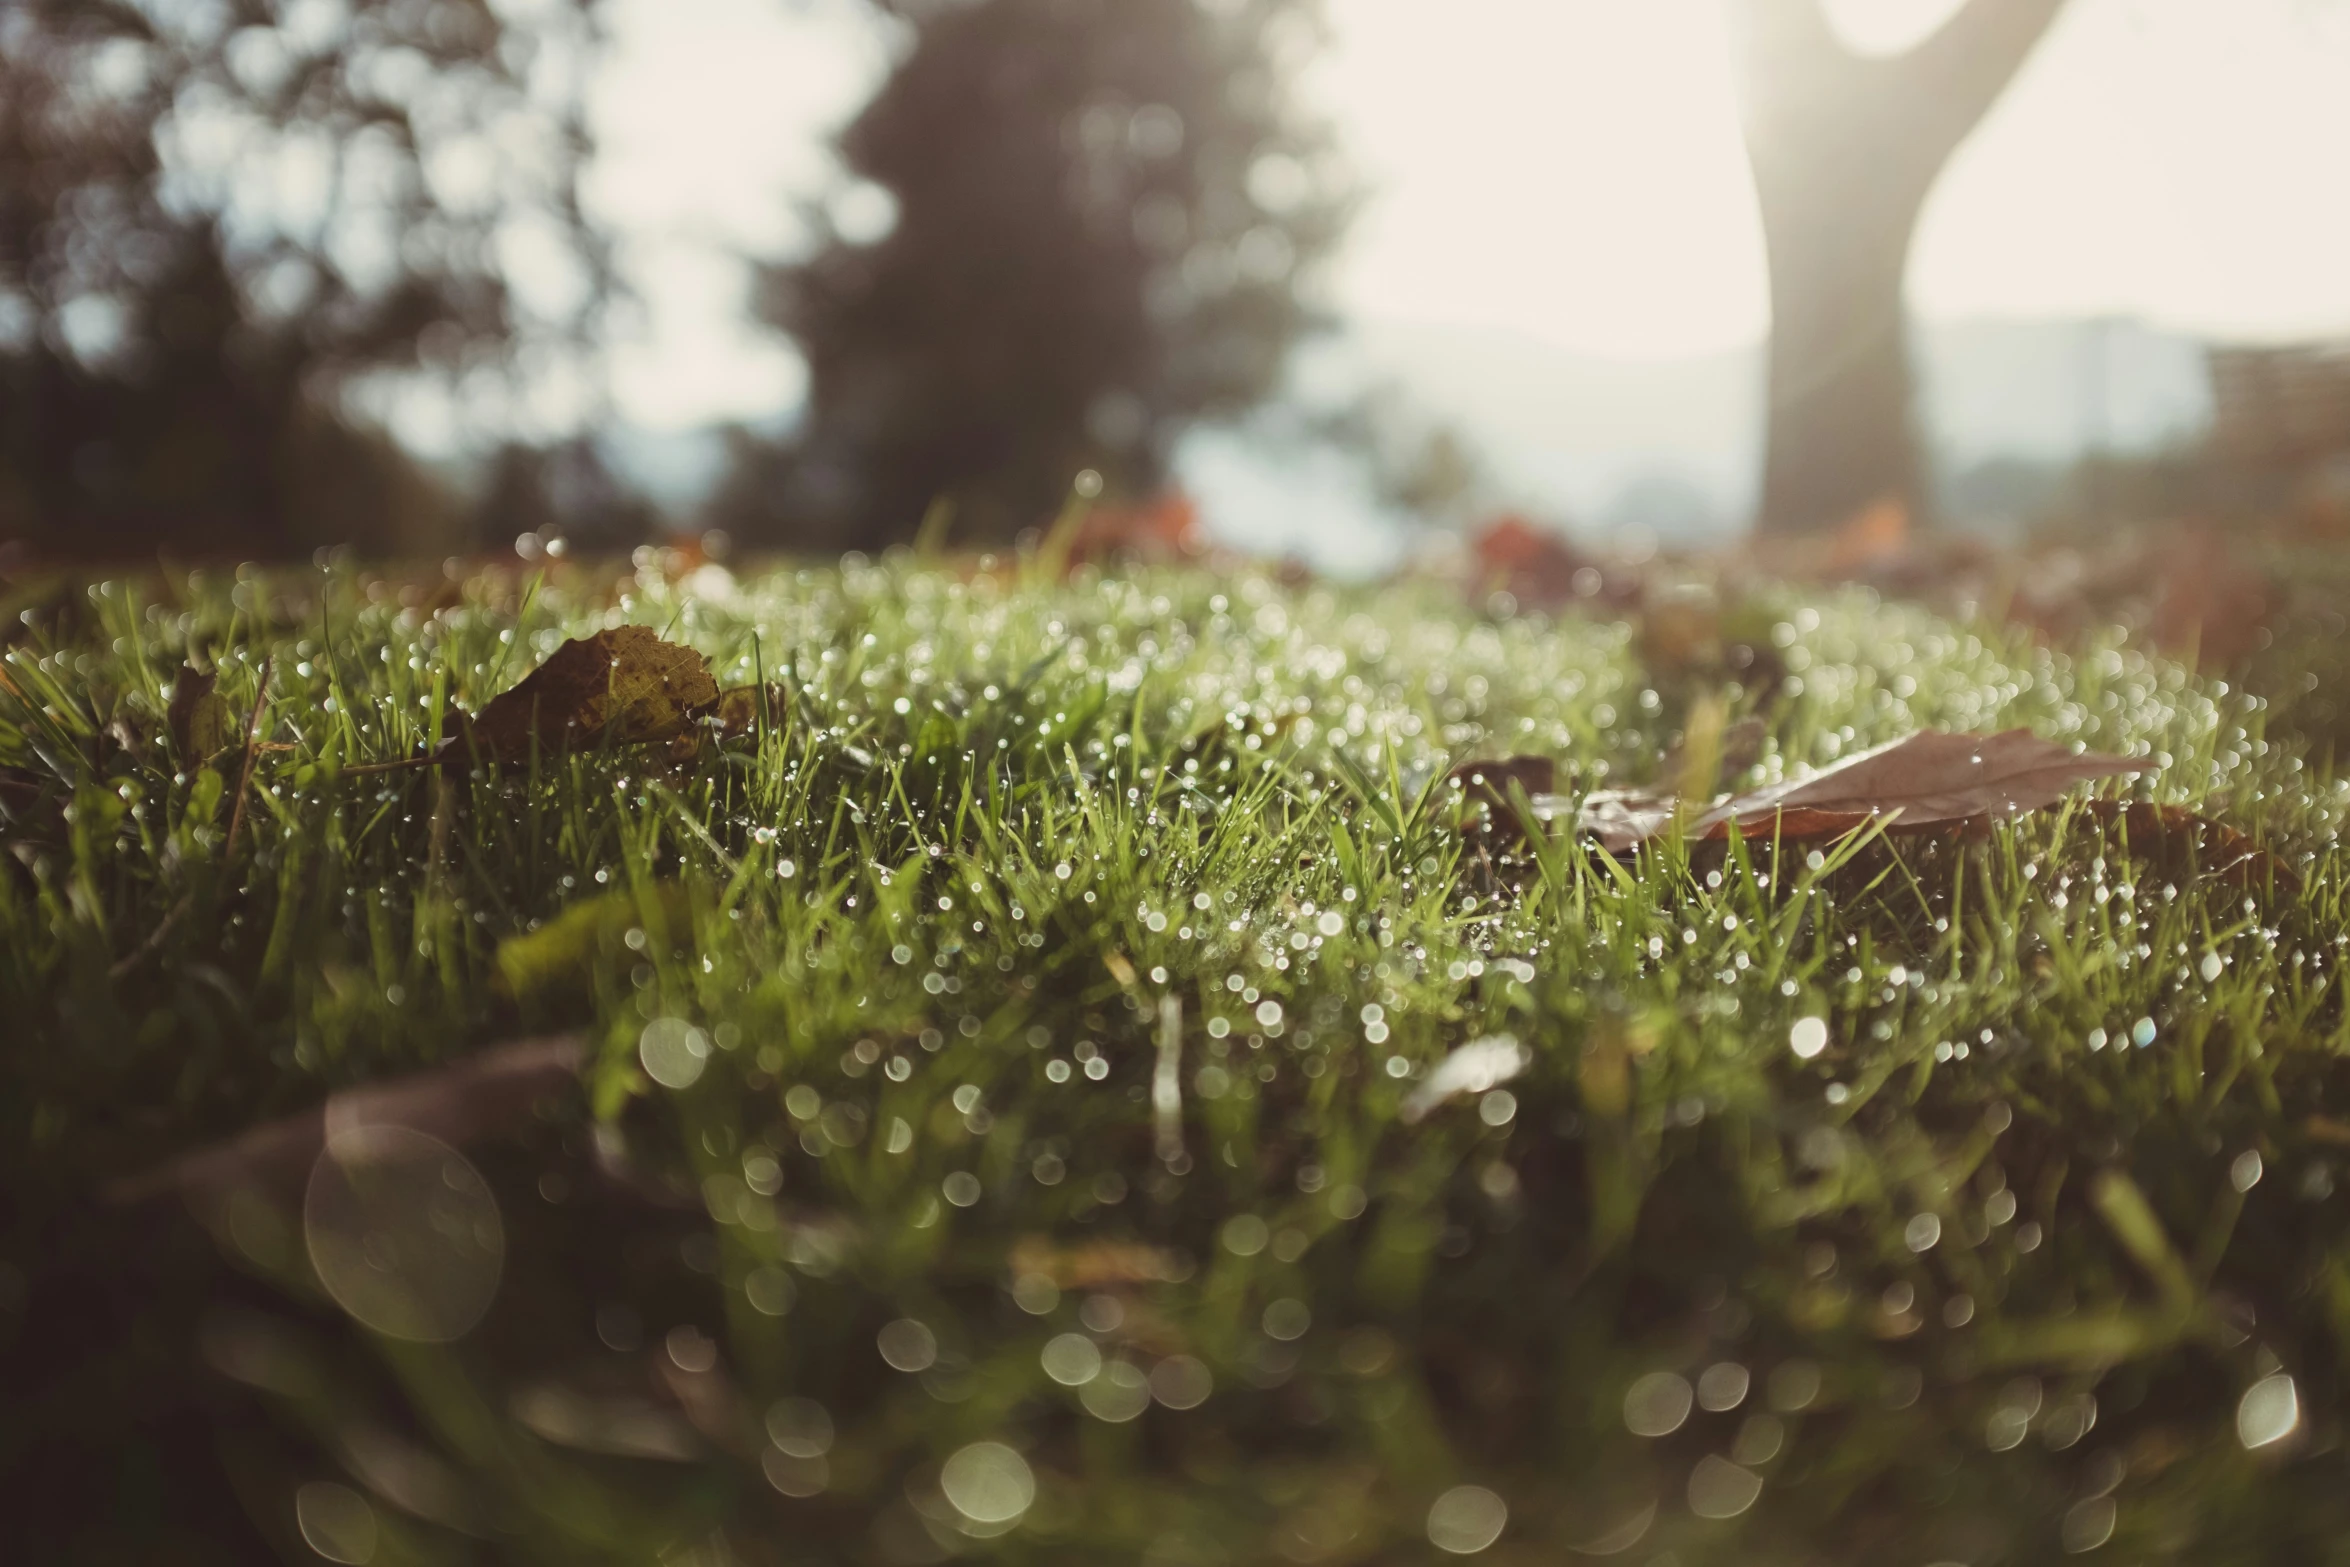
[1333,315,2214,540]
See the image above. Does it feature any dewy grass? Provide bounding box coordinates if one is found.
[5,556,2350,1563]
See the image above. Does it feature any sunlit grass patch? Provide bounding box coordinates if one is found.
[4,557,2348,1563]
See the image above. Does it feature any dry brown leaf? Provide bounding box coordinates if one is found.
[1066,491,1204,571]
[1580,728,2138,853]
[713,683,788,738]
[2080,800,2300,896]
[166,663,233,759]
[442,627,718,768]
[1473,513,1591,607]
[1820,495,1910,576]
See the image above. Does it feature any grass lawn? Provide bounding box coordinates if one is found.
[4,553,2349,1565]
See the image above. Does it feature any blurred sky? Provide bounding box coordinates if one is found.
[586,0,2350,435]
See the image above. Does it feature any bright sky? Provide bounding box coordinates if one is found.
[587,0,2350,430]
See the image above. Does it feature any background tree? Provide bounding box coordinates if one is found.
[711,0,1350,552]
[0,0,610,562]
[1730,0,2067,535]
[468,435,659,554]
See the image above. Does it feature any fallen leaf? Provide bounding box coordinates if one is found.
[2079,800,2300,896]
[1820,495,1910,576]
[712,683,788,738]
[1473,513,1588,606]
[167,663,234,759]
[1581,729,2139,853]
[443,627,718,768]
[1068,491,1203,568]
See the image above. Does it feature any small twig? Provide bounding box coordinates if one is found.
[220,653,275,864]
[1154,992,1186,1170]
[110,655,274,981]
[108,898,189,981]
[340,753,440,778]
[427,766,455,887]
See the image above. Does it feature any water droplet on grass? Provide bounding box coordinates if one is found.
[639,1018,710,1090]
[1262,1298,1311,1340]
[296,1482,379,1564]
[1222,1214,1269,1256]
[2061,1496,2116,1553]
[940,1441,1034,1525]
[1687,1455,1762,1519]
[1623,1372,1693,1436]
[304,1127,502,1344]
[877,1318,937,1372]
[1426,1485,1508,1554]
[1697,1362,1749,1412]
[1041,1332,1102,1386]
[1151,1355,1213,1409]
[766,1397,834,1457]
[2238,1373,2299,1449]
[1080,1360,1151,1422]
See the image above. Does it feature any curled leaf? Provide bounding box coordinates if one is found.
[2079,799,2299,896]
[713,683,789,739]
[1582,728,2138,853]
[443,627,718,769]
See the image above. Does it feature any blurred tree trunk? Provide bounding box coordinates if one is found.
[1731,0,2067,535]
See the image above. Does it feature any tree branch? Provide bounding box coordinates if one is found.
[1729,0,2073,202]
[1724,0,1861,136]
[1901,0,2071,156]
